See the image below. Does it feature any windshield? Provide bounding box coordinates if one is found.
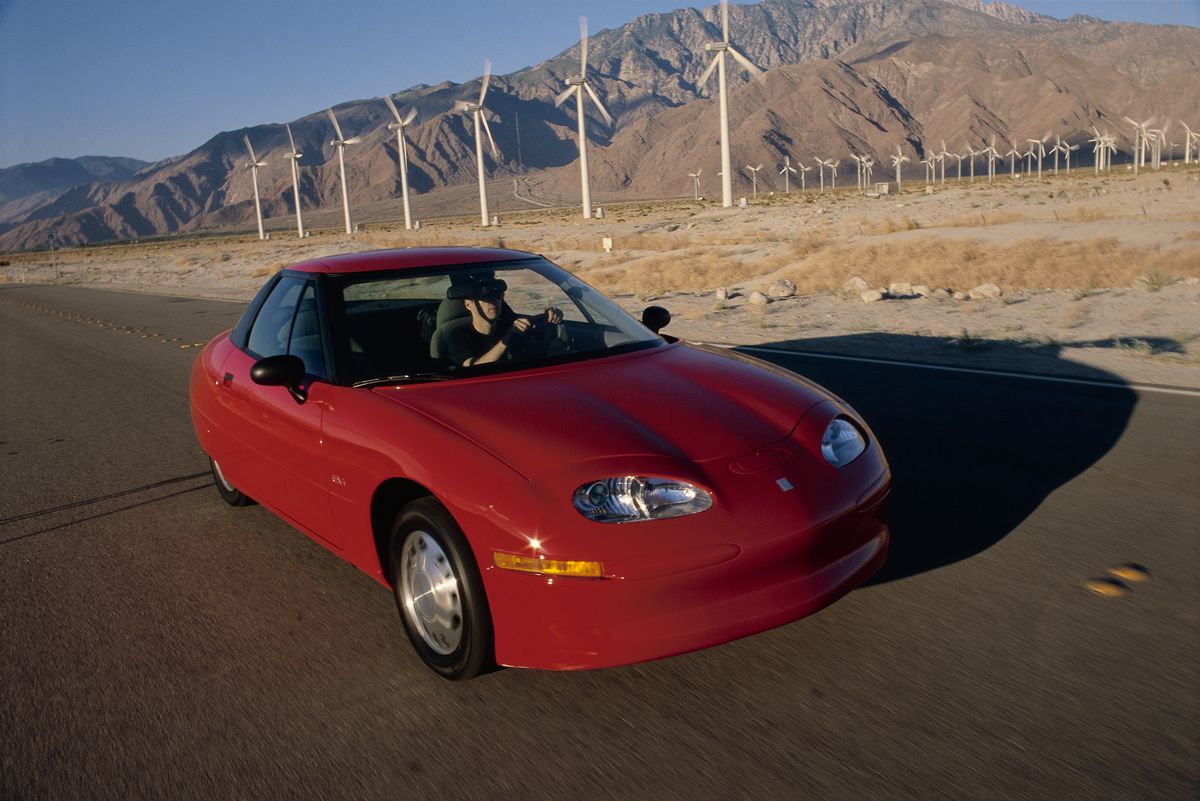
[328,257,663,385]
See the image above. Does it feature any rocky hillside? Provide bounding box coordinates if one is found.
[2,0,1198,250]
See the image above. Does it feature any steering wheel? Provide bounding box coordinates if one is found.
[508,315,570,358]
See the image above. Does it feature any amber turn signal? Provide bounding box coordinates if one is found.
[493,551,604,578]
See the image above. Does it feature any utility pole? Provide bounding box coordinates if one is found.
[48,232,59,283]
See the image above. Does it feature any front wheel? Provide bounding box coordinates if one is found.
[390,498,494,680]
[210,458,255,507]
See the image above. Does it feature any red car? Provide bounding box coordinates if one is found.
[190,248,890,679]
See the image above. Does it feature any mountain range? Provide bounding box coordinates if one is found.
[2,0,1197,251]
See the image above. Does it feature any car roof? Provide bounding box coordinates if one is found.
[285,247,536,275]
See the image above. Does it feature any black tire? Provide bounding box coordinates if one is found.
[390,498,494,680]
[209,458,255,507]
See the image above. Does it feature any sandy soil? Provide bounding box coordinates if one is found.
[4,168,1199,388]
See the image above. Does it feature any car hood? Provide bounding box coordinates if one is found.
[372,344,831,478]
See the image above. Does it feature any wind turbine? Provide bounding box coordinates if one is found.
[850,154,865,191]
[1122,116,1154,174]
[862,157,874,189]
[1062,141,1079,175]
[797,159,811,191]
[779,156,797,193]
[689,168,703,200]
[383,95,418,230]
[1103,135,1118,172]
[937,140,950,184]
[242,133,267,240]
[1006,139,1021,179]
[829,159,839,190]
[555,17,614,220]
[962,144,978,183]
[985,136,999,182]
[283,124,304,238]
[920,154,935,185]
[1147,122,1169,170]
[745,164,763,198]
[1088,129,1106,174]
[1026,133,1050,179]
[326,107,361,235]
[697,0,763,208]
[890,146,909,191]
[457,59,501,227]
[950,150,965,181]
[815,157,831,192]
[1182,122,1198,165]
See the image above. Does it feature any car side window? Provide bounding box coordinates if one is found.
[288,282,327,378]
[247,276,305,359]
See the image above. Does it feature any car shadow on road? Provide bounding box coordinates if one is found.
[734,333,1138,584]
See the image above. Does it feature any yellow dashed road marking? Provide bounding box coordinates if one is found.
[1084,578,1128,598]
[1108,564,1151,582]
[1,295,201,353]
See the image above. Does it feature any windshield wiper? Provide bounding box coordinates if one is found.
[352,372,457,388]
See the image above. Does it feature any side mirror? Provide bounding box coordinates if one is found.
[251,354,307,404]
[641,305,671,335]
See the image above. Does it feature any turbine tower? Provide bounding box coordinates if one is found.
[457,60,501,227]
[242,133,267,240]
[283,124,304,238]
[383,95,418,230]
[890,146,909,191]
[555,17,614,220]
[326,107,361,235]
[697,0,763,208]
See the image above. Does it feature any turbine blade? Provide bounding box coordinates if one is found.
[344,137,362,145]
[580,16,588,77]
[480,59,492,105]
[727,46,763,78]
[697,54,720,88]
[402,107,418,126]
[583,81,613,126]
[384,94,402,123]
[326,108,344,141]
[243,134,257,164]
[722,0,729,43]
[287,123,297,153]
[480,112,499,160]
[554,85,577,108]
[755,163,763,171]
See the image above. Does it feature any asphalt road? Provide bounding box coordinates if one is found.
[1,285,1196,801]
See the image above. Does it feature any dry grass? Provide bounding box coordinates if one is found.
[937,210,1030,229]
[576,234,1200,297]
[778,237,1197,294]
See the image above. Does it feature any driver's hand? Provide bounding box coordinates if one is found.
[503,317,532,344]
[544,307,563,324]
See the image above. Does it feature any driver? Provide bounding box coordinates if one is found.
[446,276,563,366]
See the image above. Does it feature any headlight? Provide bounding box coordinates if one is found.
[572,476,713,523]
[821,417,866,467]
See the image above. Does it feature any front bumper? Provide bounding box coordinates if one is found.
[486,483,889,670]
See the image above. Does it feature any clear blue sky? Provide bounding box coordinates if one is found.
[1,0,1196,168]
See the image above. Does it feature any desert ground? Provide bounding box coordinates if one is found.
[4,167,1198,387]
